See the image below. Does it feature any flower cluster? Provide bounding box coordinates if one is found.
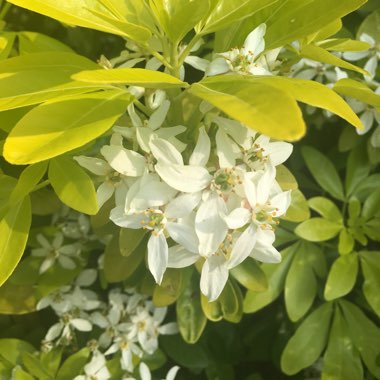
[38,269,177,377]
[76,96,293,301]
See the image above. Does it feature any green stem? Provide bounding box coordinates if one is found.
[0,2,11,20]
[32,179,50,193]
[141,43,173,70]
[177,34,202,68]
[134,99,152,117]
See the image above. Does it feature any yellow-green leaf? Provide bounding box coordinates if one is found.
[18,31,73,54]
[7,0,151,42]
[0,196,31,287]
[48,156,98,215]
[318,38,371,52]
[188,76,305,141]
[73,68,188,88]
[282,189,310,223]
[4,89,131,164]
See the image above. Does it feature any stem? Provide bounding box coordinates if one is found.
[140,43,173,70]
[177,34,202,68]
[134,99,152,117]
[0,2,11,20]
[32,179,50,192]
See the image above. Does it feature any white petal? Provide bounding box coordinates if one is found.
[165,192,201,219]
[343,50,369,61]
[200,256,229,302]
[243,173,257,208]
[271,191,292,217]
[121,349,133,372]
[228,224,257,269]
[110,207,143,228]
[158,322,179,335]
[97,182,114,208]
[167,222,199,253]
[156,125,186,139]
[101,145,146,176]
[185,55,209,72]
[155,163,212,193]
[223,207,251,229]
[136,126,153,153]
[139,363,152,380]
[148,100,170,130]
[256,165,276,204]
[58,256,76,270]
[189,126,211,167]
[127,103,142,127]
[364,56,377,79]
[206,57,230,76]
[195,194,228,256]
[359,111,374,135]
[147,233,168,284]
[71,318,92,331]
[73,156,110,176]
[216,128,237,168]
[167,366,180,380]
[251,228,281,263]
[266,142,293,166]
[45,323,63,341]
[149,135,183,165]
[243,23,266,57]
[84,352,106,375]
[167,245,199,268]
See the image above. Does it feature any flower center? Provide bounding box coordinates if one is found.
[140,209,166,232]
[212,168,242,194]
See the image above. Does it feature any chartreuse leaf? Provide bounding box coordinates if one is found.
[197,0,278,35]
[4,89,131,164]
[346,144,370,197]
[153,268,183,307]
[40,348,63,378]
[282,189,310,223]
[0,339,35,367]
[0,52,103,112]
[22,352,52,380]
[250,76,363,131]
[188,76,305,141]
[324,253,358,301]
[301,146,345,201]
[308,197,342,222]
[18,31,73,54]
[295,218,342,242]
[119,228,146,257]
[340,300,380,379]
[281,302,333,375]
[231,258,268,292]
[48,156,98,215]
[176,272,207,344]
[334,79,380,108]
[322,308,363,380]
[56,348,90,380]
[285,244,325,322]
[9,162,48,206]
[362,188,380,221]
[10,367,34,380]
[244,243,297,313]
[104,233,144,283]
[73,68,188,88]
[359,251,380,316]
[257,0,367,50]
[0,32,16,60]
[6,0,151,42]
[0,196,31,287]
[300,44,368,75]
[358,9,380,42]
[307,19,342,43]
[276,165,298,190]
[338,229,354,255]
[318,38,370,52]
[149,0,209,43]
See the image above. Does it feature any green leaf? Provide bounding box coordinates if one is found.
[0,32,16,60]
[22,352,51,380]
[188,76,305,141]
[259,0,367,50]
[360,251,380,316]
[10,367,34,380]
[295,218,342,242]
[276,165,298,190]
[230,258,268,292]
[340,300,380,379]
[281,302,333,375]
[301,146,345,201]
[362,189,380,221]
[149,0,209,43]
[324,253,358,301]
[7,0,151,42]
[104,233,144,283]
[300,44,368,75]
[18,31,73,54]
[49,156,98,215]
[10,162,48,206]
[346,144,370,197]
[322,308,363,380]
[282,189,310,223]
[0,281,37,314]
[197,0,278,35]
[285,244,324,322]
[56,348,90,380]
[119,228,146,257]
[243,243,297,313]
[338,229,354,255]
[0,52,102,112]
[358,9,380,42]
[176,273,207,344]
[40,348,63,378]
[0,196,31,287]
[153,269,183,307]
[334,79,380,108]
[0,339,35,367]
[308,197,342,222]
[318,38,370,52]
[250,76,363,131]
[4,89,131,164]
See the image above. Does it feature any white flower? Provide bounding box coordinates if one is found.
[105,337,142,372]
[31,233,80,274]
[74,352,111,380]
[343,33,380,80]
[207,24,279,76]
[127,362,179,380]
